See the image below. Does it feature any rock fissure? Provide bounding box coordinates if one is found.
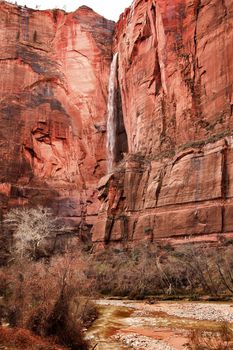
[0,1,115,239]
[0,0,232,248]
[93,0,233,247]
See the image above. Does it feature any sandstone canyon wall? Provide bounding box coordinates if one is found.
[0,1,114,237]
[0,0,233,248]
[92,0,233,247]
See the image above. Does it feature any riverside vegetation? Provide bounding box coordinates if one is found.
[1,207,233,349]
[0,207,97,350]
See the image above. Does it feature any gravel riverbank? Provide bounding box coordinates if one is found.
[114,333,177,350]
[87,299,233,350]
[96,299,233,322]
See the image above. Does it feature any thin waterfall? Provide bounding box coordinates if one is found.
[107,53,118,173]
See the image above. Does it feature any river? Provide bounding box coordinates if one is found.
[85,299,233,350]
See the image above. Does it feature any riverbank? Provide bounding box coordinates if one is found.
[86,299,233,350]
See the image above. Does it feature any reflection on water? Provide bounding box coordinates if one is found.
[86,304,132,350]
[85,299,231,350]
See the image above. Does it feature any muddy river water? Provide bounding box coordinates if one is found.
[85,299,233,350]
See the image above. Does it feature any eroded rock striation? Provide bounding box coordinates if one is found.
[93,0,233,247]
[1,0,233,247]
[0,1,114,235]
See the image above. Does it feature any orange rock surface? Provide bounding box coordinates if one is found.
[0,2,114,233]
[114,0,233,154]
[1,0,233,246]
[92,0,233,247]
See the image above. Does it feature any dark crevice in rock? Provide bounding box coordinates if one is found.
[221,0,228,17]
[115,62,128,163]
[155,169,164,206]
[221,205,225,233]
[221,146,228,200]
[104,216,114,243]
[0,57,18,61]
[22,42,49,53]
[191,0,204,125]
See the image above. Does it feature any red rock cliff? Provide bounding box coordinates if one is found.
[1,0,233,247]
[0,2,114,234]
[93,0,233,247]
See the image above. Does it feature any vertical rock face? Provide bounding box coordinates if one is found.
[115,0,233,154]
[93,0,233,247]
[1,0,233,247]
[0,2,114,233]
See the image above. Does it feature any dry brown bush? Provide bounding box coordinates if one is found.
[89,242,233,299]
[0,326,66,350]
[188,322,233,350]
[0,251,96,349]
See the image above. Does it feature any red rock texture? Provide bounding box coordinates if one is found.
[114,0,233,155]
[1,0,233,247]
[0,1,114,233]
[92,0,233,247]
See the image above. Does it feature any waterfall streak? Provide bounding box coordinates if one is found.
[107,53,118,173]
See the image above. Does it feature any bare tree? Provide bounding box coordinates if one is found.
[4,206,56,258]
